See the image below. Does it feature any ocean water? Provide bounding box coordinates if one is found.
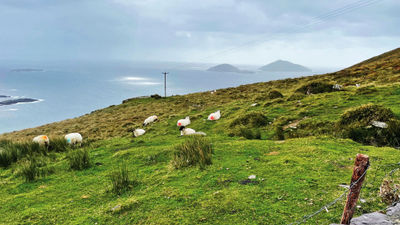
[0,61,339,134]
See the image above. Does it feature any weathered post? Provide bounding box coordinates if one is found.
[340,154,369,224]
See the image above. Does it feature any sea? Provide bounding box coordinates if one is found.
[0,60,340,134]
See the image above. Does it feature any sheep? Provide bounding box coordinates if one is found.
[133,129,146,137]
[179,126,206,136]
[143,115,158,126]
[33,135,50,147]
[356,84,361,87]
[65,133,83,146]
[207,110,221,121]
[177,116,190,127]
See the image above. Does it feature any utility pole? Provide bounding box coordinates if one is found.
[162,72,168,98]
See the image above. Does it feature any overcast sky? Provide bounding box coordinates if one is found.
[0,0,399,68]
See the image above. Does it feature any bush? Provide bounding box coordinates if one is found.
[110,164,137,194]
[67,149,91,170]
[229,112,269,128]
[295,82,334,95]
[268,90,284,99]
[337,104,400,147]
[171,136,213,169]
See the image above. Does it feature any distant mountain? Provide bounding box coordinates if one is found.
[259,60,311,72]
[10,69,44,72]
[207,64,253,73]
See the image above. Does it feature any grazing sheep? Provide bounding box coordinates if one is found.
[65,133,83,146]
[143,115,158,126]
[356,84,361,87]
[177,116,190,127]
[179,127,206,136]
[210,90,217,94]
[208,110,221,121]
[133,129,146,137]
[33,135,50,147]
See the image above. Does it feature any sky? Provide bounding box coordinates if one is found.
[0,0,399,68]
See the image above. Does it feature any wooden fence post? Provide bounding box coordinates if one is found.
[340,154,369,224]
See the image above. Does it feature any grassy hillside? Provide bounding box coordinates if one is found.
[1,48,400,224]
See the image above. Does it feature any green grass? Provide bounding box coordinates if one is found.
[1,48,400,224]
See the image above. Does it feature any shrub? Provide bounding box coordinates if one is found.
[67,149,91,170]
[337,104,400,147]
[268,90,283,99]
[229,112,269,128]
[295,82,334,95]
[110,164,137,194]
[171,136,213,169]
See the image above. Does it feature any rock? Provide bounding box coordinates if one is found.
[387,203,400,219]
[111,204,121,211]
[248,175,256,179]
[251,103,258,107]
[333,84,343,90]
[372,121,388,128]
[350,212,392,225]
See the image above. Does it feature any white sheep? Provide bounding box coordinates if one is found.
[207,110,221,121]
[33,135,50,147]
[133,129,146,137]
[143,115,158,126]
[177,116,190,127]
[179,127,206,136]
[65,133,83,146]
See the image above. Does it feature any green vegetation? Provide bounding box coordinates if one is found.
[171,136,213,169]
[109,163,137,195]
[1,48,400,224]
[67,148,91,170]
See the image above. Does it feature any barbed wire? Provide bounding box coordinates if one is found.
[289,161,400,225]
[288,164,370,225]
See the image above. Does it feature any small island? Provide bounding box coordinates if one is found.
[207,64,253,73]
[259,60,311,72]
[0,95,10,98]
[0,98,39,106]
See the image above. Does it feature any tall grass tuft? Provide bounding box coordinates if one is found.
[67,149,91,170]
[48,138,70,152]
[0,141,47,167]
[18,156,54,182]
[171,136,213,169]
[109,164,137,195]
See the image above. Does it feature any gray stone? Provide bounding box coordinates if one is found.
[350,212,392,225]
[371,121,388,129]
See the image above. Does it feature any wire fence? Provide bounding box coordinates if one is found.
[288,160,400,225]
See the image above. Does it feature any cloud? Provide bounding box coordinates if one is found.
[0,0,399,68]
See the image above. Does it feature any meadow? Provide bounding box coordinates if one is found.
[0,48,400,224]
